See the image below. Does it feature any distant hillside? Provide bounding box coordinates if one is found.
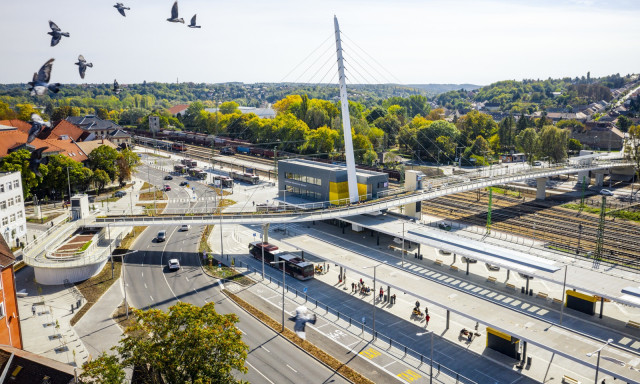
[408,84,483,94]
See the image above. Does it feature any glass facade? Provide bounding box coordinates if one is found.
[285,185,322,201]
[284,172,321,186]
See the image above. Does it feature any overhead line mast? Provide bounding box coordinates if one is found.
[334,16,359,203]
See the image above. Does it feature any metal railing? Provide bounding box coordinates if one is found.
[93,159,633,226]
[237,262,479,384]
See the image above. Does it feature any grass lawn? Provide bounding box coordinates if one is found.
[137,203,168,216]
[70,226,146,326]
[139,190,166,201]
[204,264,254,286]
[26,211,64,223]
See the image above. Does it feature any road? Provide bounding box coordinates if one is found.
[123,159,351,383]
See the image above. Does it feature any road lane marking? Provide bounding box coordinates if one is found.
[286,364,297,373]
[185,276,189,282]
[245,361,275,384]
[144,283,147,289]
[397,369,422,382]
[149,295,154,301]
[261,346,270,353]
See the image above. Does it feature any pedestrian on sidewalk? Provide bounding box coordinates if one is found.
[425,313,430,327]
[31,304,36,316]
[351,282,355,292]
[379,287,384,301]
[415,300,420,309]
[360,277,364,285]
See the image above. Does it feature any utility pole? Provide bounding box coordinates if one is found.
[594,196,606,266]
[334,16,358,203]
[486,187,493,233]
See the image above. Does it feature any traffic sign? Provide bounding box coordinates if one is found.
[303,287,308,293]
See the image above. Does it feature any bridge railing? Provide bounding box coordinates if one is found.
[93,159,633,224]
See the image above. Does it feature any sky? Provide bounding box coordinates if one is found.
[2,0,639,86]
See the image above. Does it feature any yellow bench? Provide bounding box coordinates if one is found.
[562,375,581,384]
[626,320,640,329]
[536,292,548,300]
[552,298,563,305]
[506,283,516,290]
[434,259,443,266]
[450,265,459,272]
[487,276,497,283]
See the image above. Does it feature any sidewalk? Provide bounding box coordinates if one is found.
[73,280,124,358]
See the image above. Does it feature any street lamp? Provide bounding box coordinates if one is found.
[586,338,614,384]
[363,261,387,339]
[416,331,435,384]
[271,260,286,332]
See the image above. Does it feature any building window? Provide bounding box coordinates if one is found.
[15,196,21,203]
[9,214,15,223]
[6,183,11,191]
[0,201,5,210]
[0,184,4,193]
[0,302,4,318]
[7,198,13,207]
[13,180,19,188]
[17,211,23,219]
[1,217,7,226]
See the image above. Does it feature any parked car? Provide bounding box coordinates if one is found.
[533,161,542,166]
[180,224,191,231]
[600,189,614,196]
[157,230,166,242]
[485,263,500,271]
[164,175,173,180]
[164,185,171,191]
[114,191,126,197]
[179,181,189,186]
[168,259,180,271]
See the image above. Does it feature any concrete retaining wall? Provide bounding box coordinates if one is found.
[33,258,108,285]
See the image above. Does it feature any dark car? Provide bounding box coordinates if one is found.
[114,191,126,198]
[179,181,189,186]
[164,175,173,180]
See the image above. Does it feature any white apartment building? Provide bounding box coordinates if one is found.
[0,172,26,248]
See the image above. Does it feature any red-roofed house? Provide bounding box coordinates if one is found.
[169,104,189,117]
[0,120,31,133]
[0,129,87,162]
[49,120,91,142]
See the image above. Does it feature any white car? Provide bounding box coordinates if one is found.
[600,189,614,196]
[533,161,542,166]
[180,225,191,231]
[168,259,180,271]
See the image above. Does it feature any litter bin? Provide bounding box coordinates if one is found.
[414,252,418,259]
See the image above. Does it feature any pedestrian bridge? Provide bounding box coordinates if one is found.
[92,158,632,227]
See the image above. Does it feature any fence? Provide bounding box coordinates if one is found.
[232,261,479,384]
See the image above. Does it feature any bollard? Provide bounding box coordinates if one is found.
[305,294,307,303]
[315,299,318,308]
[529,289,533,296]
[420,355,424,364]
[349,317,352,326]
[337,311,340,320]
[71,304,74,313]
[438,363,441,373]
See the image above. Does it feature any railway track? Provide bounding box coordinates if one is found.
[423,191,640,266]
[184,143,276,167]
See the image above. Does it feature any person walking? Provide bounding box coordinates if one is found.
[415,300,420,309]
[32,304,36,316]
[425,313,430,327]
[379,287,384,302]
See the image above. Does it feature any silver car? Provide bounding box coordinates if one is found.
[168,259,180,271]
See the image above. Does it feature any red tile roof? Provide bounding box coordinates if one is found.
[0,234,15,268]
[0,130,87,162]
[0,120,31,132]
[50,120,89,142]
[169,104,189,115]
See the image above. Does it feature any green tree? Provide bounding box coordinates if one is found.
[516,128,539,165]
[302,126,339,155]
[456,110,497,145]
[39,155,85,199]
[87,145,120,180]
[0,101,17,120]
[80,302,249,384]
[0,149,40,199]
[556,119,585,132]
[96,108,110,120]
[568,138,582,153]
[617,115,633,132]
[118,108,151,126]
[183,101,205,128]
[470,135,492,158]
[16,104,40,121]
[115,148,140,185]
[435,135,455,163]
[92,169,110,194]
[79,352,126,384]
[51,106,81,124]
[497,115,515,152]
[538,125,569,163]
[626,125,640,182]
[219,101,240,115]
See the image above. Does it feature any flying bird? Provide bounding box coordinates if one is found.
[188,14,201,28]
[113,79,121,94]
[167,1,184,23]
[75,55,93,79]
[29,147,50,178]
[27,113,51,143]
[288,306,317,340]
[28,59,61,96]
[113,3,130,17]
[47,21,69,47]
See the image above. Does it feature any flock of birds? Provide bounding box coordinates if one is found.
[24,2,202,177]
[28,1,201,97]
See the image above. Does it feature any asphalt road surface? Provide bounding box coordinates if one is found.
[124,161,350,384]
